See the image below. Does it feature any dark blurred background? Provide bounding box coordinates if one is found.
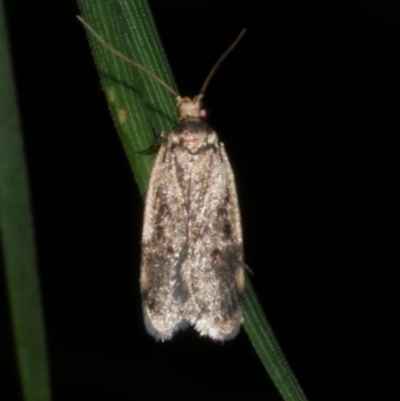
[1,0,400,400]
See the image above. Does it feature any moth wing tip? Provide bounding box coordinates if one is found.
[192,316,242,342]
[143,309,188,341]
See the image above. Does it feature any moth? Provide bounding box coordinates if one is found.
[78,17,246,341]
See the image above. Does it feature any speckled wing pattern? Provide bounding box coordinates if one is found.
[140,118,245,341]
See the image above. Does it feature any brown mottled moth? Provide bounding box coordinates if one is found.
[78,17,246,341]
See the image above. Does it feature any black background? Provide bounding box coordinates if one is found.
[1,0,400,400]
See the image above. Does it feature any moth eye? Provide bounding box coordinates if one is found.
[200,108,208,118]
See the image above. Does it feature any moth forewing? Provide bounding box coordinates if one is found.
[185,138,245,341]
[140,139,188,340]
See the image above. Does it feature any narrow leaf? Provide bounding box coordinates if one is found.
[0,2,51,400]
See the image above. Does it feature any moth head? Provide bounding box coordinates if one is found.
[177,95,204,120]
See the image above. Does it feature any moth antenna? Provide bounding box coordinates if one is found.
[199,29,246,96]
[77,16,179,97]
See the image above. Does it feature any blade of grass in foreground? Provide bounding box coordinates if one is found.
[77,1,308,400]
[0,2,51,401]
[78,0,177,195]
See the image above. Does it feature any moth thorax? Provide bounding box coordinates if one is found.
[177,95,204,120]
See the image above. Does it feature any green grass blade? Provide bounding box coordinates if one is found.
[77,1,309,400]
[244,279,308,400]
[0,2,51,401]
[78,0,177,195]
